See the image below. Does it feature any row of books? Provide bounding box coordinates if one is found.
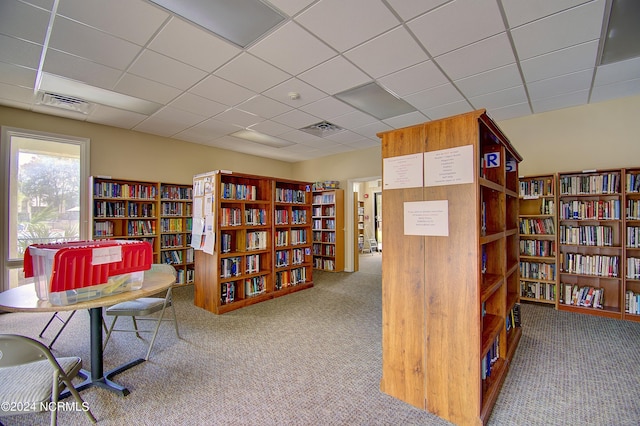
[161,249,190,265]
[275,230,308,247]
[245,254,260,274]
[275,188,307,204]
[275,267,307,290]
[246,231,268,251]
[519,178,553,197]
[625,290,640,314]
[312,194,335,204]
[176,268,194,285]
[520,261,556,280]
[220,208,242,226]
[559,225,614,246]
[161,233,185,248]
[127,220,156,236]
[626,257,640,279]
[245,208,267,226]
[94,182,158,199]
[520,281,556,301]
[314,258,336,270]
[221,282,235,305]
[626,200,640,219]
[245,276,266,297]
[161,201,191,216]
[563,284,604,308]
[625,173,640,193]
[160,218,183,233]
[506,304,522,331]
[559,173,620,195]
[312,231,335,243]
[221,233,234,253]
[94,201,156,218]
[221,182,258,200]
[275,209,289,225]
[481,336,499,381]
[560,253,620,277]
[627,226,640,248]
[161,185,192,200]
[94,221,114,237]
[291,209,307,224]
[559,200,621,220]
[519,217,555,235]
[520,239,556,257]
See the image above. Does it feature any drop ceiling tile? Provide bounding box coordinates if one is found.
[0,81,36,104]
[383,111,429,128]
[87,104,147,129]
[435,32,516,81]
[129,49,207,90]
[0,34,44,69]
[0,62,36,87]
[407,0,504,56]
[248,120,293,136]
[405,83,464,111]
[298,56,370,95]
[215,53,290,93]
[501,0,592,28]
[511,0,605,60]
[378,60,449,97]
[520,40,598,83]
[262,78,327,107]
[352,121,393,139]
[279,129,326,145]
[345,138,380,149]
[214,108,263,127]
[300,97,355,119]
[57,0,168,45]
[182,118,242,139]
[134,106,206,136]
[532,89,589,113]
[168,92,228,117]
[272,109,320,129]
[331,110,377,129]
[591,78,640,103]
[49,17,142,70]
[385,0,449,20]
[323,129,363,143]
[19,0,54,9]
[486,102,531,121]
[469,85,527,110]
[42,50,123,89]
[115,73,182,104]
[249,22,336,75]
[455,64,522,98]
[0,0,50,44]
[344,27,428,79]
[236,95,292,119]
[295,0,399,52]
[527,69,593,100]
[423,100,473,120]
[149,17,241,73]
[266,0,316,17]
[594,57,640,86]
[190,75,255,106]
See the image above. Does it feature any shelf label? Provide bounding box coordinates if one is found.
[92,246,122,265]
[404,200,449,236]
[484,151,500,168]
[425,145,474,187]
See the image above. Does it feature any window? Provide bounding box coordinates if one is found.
[1,127,90,291]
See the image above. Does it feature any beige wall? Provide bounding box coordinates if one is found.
[0,106,293,185]
[500,94,640,176]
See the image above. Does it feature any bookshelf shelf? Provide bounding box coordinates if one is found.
[192,171,313,314]
[312,189,344,272]
[378,110,522,425]
[90,177,194,287]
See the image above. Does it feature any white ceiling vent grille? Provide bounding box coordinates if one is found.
[300,121,345,137]
[37,91,92,114]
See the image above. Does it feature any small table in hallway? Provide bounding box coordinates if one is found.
[0,270,175,396]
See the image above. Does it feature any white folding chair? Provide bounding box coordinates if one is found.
[103,264,179,360]
[0,334,97,426]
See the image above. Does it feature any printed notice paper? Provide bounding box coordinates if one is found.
[404,200,449,236]
[383,153,423,189]
[424,145,474,187]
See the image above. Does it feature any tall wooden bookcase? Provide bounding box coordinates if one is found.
[378,110,522,425]
[91,177,194,287]
[518,174,558,306]
[557,168,623,318]
[624,168,640,322]
[192,171,313,314]
[312,189,344,272]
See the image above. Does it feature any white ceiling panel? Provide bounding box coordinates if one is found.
[407,0,505,57]
[0,0,638,162]
[344,27,428,79]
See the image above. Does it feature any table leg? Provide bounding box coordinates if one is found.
[62,307,144,398]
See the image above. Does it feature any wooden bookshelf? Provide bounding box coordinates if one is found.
[378,110,522,425]
[159,183,194,286]
[91,177,194,287]
[624,168,640,322]
[518,174,558,306]
[192,171,313,314]
[357,199,365,253]
[557,168,623,319]
[312,189,344,272]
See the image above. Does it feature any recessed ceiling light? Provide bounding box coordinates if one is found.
[231,129,294,148]
[148,0,286,48]
[600,0,640,65]
[335,82,416,120]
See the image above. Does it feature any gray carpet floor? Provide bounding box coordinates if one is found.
[1,252,639,425]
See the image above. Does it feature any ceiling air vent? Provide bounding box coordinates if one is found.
[37,91,92,114]
[300,121,345,137]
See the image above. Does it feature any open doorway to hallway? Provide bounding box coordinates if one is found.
[346,177,381,272]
